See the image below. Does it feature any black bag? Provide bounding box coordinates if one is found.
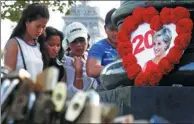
[15,38,27,70]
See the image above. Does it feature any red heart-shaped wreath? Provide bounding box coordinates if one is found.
[117,6,193,86]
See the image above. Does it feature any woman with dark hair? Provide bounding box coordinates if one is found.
[39,26,65,81]
[4,3,49,81]
[143,27,172,72]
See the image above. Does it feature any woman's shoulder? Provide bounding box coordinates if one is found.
[6,37,18,44]
[147,59,158,67]
[4,38,18,51]
[147,60,153,65]
[64,55,73,61]
[143,60,156,72]
[63,55,74,66]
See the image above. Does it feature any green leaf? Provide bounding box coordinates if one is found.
[1,0,78,22]
[65,9,71,15]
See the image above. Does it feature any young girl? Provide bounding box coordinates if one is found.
[38,26,65,81]
[4,3,50,81]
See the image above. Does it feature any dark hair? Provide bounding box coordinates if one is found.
[45,26,65,61]
[10,3,49,39]
[105,8,117,28]
[38,26,65,68]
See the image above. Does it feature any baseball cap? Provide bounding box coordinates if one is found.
[65,22,88,43]
[105,8,117,28]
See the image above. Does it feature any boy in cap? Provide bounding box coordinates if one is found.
[86,8,119,80]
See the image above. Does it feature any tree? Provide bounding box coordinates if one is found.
[1,0,77,22]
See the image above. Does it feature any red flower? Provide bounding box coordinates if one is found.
[117,41,132,57]
[117,6,192,86]
[122,16,139,33]
[171,6,190,23]
[126,63,142,80]
[166,46,183,64]
[117,29,130,43]
[174,33,192,50]
[150,15,163,31]
[143,7,159,23]
[135,72,149,86]
[132,7,146,24]
[148,67,163,86]
[158,57,174,75]
[122,53,137,68]
[160,7,173,24]
[176,18,193,34]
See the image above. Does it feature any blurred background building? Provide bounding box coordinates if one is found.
[62,1,106,49]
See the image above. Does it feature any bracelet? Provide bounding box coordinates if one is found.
[75,78,83,80]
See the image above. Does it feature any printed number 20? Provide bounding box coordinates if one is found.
[132,30,155,55]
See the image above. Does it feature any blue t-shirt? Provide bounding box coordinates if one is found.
[88,39,119,66]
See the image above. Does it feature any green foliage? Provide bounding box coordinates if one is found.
[1,0,77,22]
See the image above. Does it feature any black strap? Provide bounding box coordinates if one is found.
[15,38,27,70]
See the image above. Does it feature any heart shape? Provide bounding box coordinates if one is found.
[117,6,193,86]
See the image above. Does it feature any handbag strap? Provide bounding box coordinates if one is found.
[15,38,27,70]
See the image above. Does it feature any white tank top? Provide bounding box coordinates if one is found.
[15,37,43,82]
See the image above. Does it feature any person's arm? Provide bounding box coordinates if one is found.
[63,56,82,97]
[86,44,104,77]
[86,58,104,77]
[73,56,83,89]
[4,39,18,71]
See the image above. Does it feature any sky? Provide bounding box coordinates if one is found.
[1,1,120,50]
